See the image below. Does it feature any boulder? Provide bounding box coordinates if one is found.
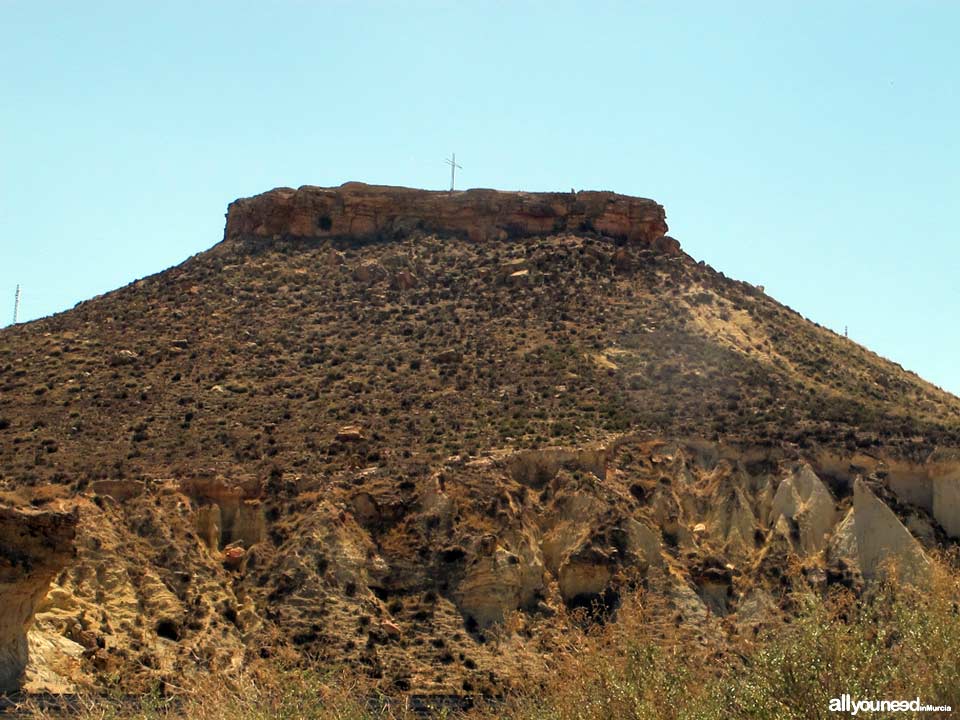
[353,260,388,283]
[508,269,530,286]
[391,270,419,290]
[335,425,367,443]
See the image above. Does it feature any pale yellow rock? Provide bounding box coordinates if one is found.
[196,504,222,551]
[707,481,756,557]
[829,480,930,585]
[769,464,836,554]
[623,519,663,568]
[0,506,77,692]
[456,543,543,627]
[22,630,84,694]
[736,588,778,627]
[932,469,960,539]
[557,561,612,604]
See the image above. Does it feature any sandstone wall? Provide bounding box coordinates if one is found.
[0,506,77,692]
[224,182,670,247]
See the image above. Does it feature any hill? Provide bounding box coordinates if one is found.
[2,183,960,700]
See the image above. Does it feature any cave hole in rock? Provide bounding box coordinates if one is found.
[155,619,181,642]
[439,547,466,563]
[566,587,621,621]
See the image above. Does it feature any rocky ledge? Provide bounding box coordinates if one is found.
[225,182,673,249]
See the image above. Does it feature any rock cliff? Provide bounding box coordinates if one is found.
[224,182,672,249]
[0,505,77,692]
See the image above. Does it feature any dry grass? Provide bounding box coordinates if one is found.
[494,566,960,720]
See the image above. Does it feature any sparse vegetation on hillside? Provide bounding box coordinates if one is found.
[2,231,958,496]
[3,201,960,703]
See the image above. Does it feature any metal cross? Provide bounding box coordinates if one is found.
[445,153,462,192]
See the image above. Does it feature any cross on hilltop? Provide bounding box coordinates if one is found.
[445,153,462,192]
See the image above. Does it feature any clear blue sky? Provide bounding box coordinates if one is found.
[2,2,958,394]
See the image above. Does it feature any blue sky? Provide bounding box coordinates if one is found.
[2,2,958,394]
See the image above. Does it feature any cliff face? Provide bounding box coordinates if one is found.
[0,505,77,692]
[224,182,672,249]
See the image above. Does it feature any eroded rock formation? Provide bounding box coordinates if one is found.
[768,464,836,555]
[181,476,266,552]
[224,182,670,248]
[0,505,77,692]
[828,479,931,585]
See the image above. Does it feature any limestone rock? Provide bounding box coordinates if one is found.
[353,260,388,283]
[557,553,613,606]
[706,479,757,557]
[0,505,78,692]
[829,479,930,585]
[736,588,778,628]
[768,464,836,554]
[932,468,960,539]
[498,258,528,280]
[664,572,709,624]
[507,269,530,286]
[391,270,419,290]
[335,425,367,443]
[455,537,543,627]
[652,235,682,256]
[434,349,462,365]
[324,248,346,267]
[90,479,145,502]
[182,477,266,551]
[226,183,669,248]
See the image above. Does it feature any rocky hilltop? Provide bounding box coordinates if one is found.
[2,184,960,699]
[224,182,673,249]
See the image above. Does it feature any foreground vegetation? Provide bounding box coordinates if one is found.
[18,565,960,720]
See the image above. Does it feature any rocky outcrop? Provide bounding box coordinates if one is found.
[829,479,930,585]
[508,446,609,488]
[225,182,670,249]
[181,477,266,552]
[0,505,78,692]
[932,466,960,539]
[811,450,960,539]
[455,534,544,627]
[768,464,836,555]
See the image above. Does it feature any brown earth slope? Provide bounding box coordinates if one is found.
[1,182,960,697]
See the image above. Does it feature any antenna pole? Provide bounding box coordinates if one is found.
[12,285,20,325]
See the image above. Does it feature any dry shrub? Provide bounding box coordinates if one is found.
[491,564,960,720]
